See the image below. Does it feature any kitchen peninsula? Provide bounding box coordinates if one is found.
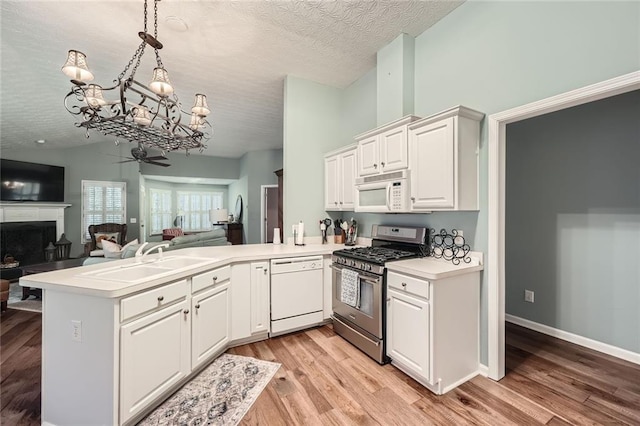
[21,243,483,426]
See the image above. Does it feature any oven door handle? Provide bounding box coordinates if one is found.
[330,264,382,283]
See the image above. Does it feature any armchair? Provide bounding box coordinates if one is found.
[162,228,184,241]
[84,223,128,257]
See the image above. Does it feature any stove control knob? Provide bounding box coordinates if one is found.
[367,264,372,271]
[350,260,356,266]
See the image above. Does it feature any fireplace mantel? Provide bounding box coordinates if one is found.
[0,202,71,239]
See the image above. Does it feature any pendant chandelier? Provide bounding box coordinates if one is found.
[62,0,210,154]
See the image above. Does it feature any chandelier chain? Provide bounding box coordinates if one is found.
[153,0,164,68]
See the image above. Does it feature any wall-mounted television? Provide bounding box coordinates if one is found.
[1,159,65,202]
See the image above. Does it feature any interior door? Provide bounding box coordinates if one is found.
[263,186,278,243]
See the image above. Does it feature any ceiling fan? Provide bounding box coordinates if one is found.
[115,144,170,167]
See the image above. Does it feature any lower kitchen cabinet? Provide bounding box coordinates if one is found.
[387,288,430,379]
[191,281,230,369]
[250,261,270,335]
[386,269,480,395]
[120,300,191,424]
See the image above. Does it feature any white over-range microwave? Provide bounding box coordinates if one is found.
[354,170,409,213]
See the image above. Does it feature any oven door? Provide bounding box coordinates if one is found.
[331,263,383,338]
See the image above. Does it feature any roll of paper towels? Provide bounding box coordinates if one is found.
[273,228,281,244]
[296,221,304,245]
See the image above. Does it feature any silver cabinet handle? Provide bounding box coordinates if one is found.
[195,304,200,309]
[402,282,407,288]
[334,201,338,205]
[212,276,218,282]
[157,296,164,301]
[381,161,385,168]
[183,309,190,314]
[411,197,416,202]
[339,201,343,204]
[373,163,378,169]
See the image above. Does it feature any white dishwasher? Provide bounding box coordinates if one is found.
[270,256,324,336]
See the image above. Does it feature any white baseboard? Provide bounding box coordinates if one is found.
[506,314,640,366]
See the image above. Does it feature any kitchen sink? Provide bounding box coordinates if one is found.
[77,256,218,284]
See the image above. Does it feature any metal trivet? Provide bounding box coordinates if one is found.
[429,228,471,265]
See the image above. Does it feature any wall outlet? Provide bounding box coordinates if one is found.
[130,218,137,224]
[524,290,535,303]
[71,320,82,342]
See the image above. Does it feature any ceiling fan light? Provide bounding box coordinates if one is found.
[149,67,174,96]
[191,94,210,116]
[133,106,152,127]
[61,50,94,82]
[85,84,107,107]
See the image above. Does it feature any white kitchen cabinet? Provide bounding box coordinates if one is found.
[250,261,270,335]
[356,115,420,177]
[408,105,484,211]
[386,268,480,395]
[191,281,230,370]
[387,287,430,379]
[120,299,190,424]
[324,145,357,211]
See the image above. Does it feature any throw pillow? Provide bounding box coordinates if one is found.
[101,239,122,259]
[95,232,120,249]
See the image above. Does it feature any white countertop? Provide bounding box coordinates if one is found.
[20,243,344,298]
[386,252,483,280]
[21,243,483,298]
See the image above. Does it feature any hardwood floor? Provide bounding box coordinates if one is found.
[2,309,639,425]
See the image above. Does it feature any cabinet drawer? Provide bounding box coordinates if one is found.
[192,265,231,293]
[121,279,188,322]
[387,271,429,299]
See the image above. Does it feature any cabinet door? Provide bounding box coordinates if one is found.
[358,135,379,176]
[339,149,357,210]
[192,282,230,369]
[230,263,251,341]
[380,126,408,172]
[250,261,270,334]
[410,117,455,210]
[324,155,339,210]
[120,301,190,424]
[387,288,430,381]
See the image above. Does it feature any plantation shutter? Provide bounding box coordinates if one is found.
[82,180,126,241]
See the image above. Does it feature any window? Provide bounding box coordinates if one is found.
[149,188,173,235]
[177,191,223,232]
[81,180,126,241]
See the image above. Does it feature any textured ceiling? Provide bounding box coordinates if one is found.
[0,1,462,158]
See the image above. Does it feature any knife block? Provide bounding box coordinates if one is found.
[334,229,345,244]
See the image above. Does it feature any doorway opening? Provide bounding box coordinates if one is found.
[261,185,279,243]
[487,71,640,380]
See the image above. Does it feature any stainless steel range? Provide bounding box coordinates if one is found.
[331,225,428,364]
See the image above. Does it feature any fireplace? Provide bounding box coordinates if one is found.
[1,221,57,266]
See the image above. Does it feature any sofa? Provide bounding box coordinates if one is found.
[82,229,229,266]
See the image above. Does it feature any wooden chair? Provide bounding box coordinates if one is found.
[84,223,128,256]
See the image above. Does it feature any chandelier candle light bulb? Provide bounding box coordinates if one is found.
[61,0,211,154]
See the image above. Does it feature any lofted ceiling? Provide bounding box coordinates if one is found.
[0,1,462,159]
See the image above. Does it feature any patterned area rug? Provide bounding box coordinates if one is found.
[139,353,280,425]
[7,281,42,313]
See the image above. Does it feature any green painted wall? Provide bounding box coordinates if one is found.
[506,90,640,353]
[283,76,343,240]
[376,33,415,125]
[241,149,283,244]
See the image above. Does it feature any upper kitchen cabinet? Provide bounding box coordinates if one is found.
[324,145,357,211]
[356,115,421,177]
[408,106,484,211]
